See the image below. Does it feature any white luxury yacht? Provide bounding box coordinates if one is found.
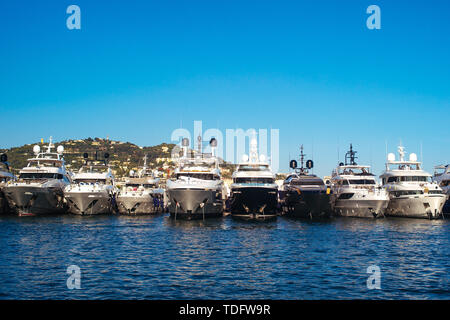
[330,144,389,218]
[380,146,446,219]
[433,164,450,215]
[64,152,116,215]
[3,137,72,216]
[166,137,225,220]
[116,154,165,215]
[0,153,16,214]
[229,138,278,221]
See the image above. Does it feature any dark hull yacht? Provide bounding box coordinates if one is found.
[229,138,279,221]
[280,145,332,219]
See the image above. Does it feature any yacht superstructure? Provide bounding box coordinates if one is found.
[0,154,16,214]
[4,137,71,216]
[229,138,278,221]
[433,165,450,215]
[166,137,225,220]
[64,152,116,215]
[330,144,389,218]
[280,145,332,219]
[380,146,446,219]
[116,155,165,215]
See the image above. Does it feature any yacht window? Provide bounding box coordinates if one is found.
[398,176,430,182]
[234,177,274,184]
[176,173,215,180]
[393,190,424,197]
[19,173,63,180]
[238,165,269,172]
[75,179,106,184]
[342,180,349,185]
[292,180,324,186]
[440,180,449,187]
[143,184,156,188]
[348,179,376,185]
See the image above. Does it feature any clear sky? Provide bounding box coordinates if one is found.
[0,0,449,177]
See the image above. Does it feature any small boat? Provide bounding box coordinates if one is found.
[433,164,450,215]
[3,137,71,216]
[229,138,278,221]
[0,153,16,214]
[116,154,165,215]
[330,144,389,218]
[280,145,332,219]
[64,152,116,215]
[380,145,446,219]
[167,137,225,220]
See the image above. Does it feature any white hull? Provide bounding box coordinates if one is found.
[332,198,389,218]
[116,195,161,215]
[65,191,113,215]
[385,194,446,219]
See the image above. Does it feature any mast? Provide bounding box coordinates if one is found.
[345,144,358,166]
[298,145,308,175]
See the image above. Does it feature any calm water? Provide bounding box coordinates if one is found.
[0,214,448,300]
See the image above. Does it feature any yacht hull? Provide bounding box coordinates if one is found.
[230,186,278,220]
[168,188,223,220]
[385,194,446,219]
[282,191,332,219]
[117,195,162,215]
[4,185,66,216]
[332,199,389,218]
[0,188,11,214]
[65,192,113,215]
[443,198,450,215]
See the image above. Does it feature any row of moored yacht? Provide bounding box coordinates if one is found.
[0,138,165,216]
[0,137,449,220]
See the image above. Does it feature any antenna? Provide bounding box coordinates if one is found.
[345,144,358,165]
[47,136,54,153]
[300,145,305,170]
[385,140,388,159]
[420,141,423,163]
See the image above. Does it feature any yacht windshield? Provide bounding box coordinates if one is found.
[234,177,274,184]
[291,179,324,186]
[238,165,269,172]
[176,173,217,180]
[348,179,376,185]
[19,173,63,180]
[75,179,106,184]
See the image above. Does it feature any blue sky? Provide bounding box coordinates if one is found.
[0,0,449,176]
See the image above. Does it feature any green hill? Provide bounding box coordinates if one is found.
[0,138,176,177]
[0,137,236,178]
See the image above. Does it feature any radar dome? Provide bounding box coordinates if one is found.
[242,154,249,162]
[57,145,64,154]
[33,145,40,154]
[387,153,395,162]
[259,154,266,162]
[409,153,417,162]
[182,138,189,147]
[129,170,135,177]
